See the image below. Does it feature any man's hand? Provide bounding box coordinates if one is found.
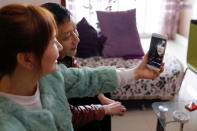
[103,102,126,116]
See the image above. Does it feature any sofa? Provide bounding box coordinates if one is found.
[76,51,184,101]
[76,10,185,101]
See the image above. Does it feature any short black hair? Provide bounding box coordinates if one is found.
[41,3,72,26]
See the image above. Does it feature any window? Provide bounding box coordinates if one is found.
[67,0,180,39]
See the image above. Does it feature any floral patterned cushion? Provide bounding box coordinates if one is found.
[76,54,184,100]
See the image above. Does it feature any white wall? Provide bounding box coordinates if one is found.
[0,0,61,7]
[192,0,197,19]
[177,0,197,37]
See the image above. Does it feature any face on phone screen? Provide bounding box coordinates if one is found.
[147,36,167,69]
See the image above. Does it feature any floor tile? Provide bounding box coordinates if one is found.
[112,35,197,131]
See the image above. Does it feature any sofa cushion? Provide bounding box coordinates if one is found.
[76,17,106,58]
[97,9,144,58]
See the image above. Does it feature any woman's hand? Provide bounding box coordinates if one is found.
[134,52,164,80]
[97,93,115,105]
[103,102,126,116]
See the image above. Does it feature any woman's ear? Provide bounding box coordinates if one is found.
[17,53,35,70]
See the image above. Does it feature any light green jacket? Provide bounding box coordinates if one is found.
[0,64,118,131]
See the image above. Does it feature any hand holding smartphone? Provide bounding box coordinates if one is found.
[147,33,167,71]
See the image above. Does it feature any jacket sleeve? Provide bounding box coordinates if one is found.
[70,104,105,130]
[58,64,119,98]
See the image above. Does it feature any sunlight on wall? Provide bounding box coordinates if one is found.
[0,0,60,7]
[192,0,197,19]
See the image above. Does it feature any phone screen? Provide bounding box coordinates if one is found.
[147,35,167,69]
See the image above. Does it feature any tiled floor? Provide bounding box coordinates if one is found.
[111,35,197,131]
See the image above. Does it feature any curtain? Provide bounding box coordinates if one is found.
[160,0,181,40]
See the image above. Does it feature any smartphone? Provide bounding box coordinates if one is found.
[147,33,168,71]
